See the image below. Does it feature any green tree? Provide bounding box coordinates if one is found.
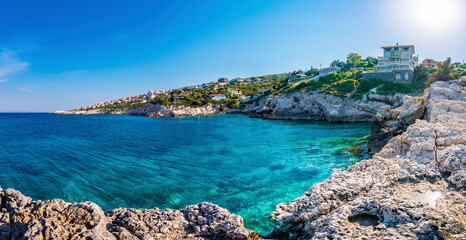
[305,68,319,76]
[433,57,455,82]
[330,60,340,67]
[346,53,362,68]
[413,65,429,83]
[364,57,378,68]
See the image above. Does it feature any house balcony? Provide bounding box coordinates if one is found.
[364,65,413,73]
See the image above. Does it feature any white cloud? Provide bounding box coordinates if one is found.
[18,87,35,93]
[0,49,30,83]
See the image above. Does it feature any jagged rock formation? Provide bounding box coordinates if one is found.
[0,188,260,239]
[271,78,466,239]
[52,103,227,117]
[243,92,387,122]
[368,93,428,154]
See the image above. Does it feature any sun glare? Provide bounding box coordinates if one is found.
[404,0,464,33]
[386,0,465,38]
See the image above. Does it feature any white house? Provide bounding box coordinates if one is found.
[146,90,156,100]
[288,73,307,83]
[209,94,226,101]
[228,88,241,95]
[230,78,244,85]
[363,43,417,83]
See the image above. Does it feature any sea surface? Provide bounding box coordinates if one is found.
[0,113,370,234]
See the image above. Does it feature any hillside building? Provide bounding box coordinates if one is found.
[362,44,417,83]
[422,59,438,68]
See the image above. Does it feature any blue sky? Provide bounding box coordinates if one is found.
[1,0,465,112]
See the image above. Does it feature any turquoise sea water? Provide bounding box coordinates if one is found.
[0,113,369,234]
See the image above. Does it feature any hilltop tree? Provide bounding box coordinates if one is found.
[365,57,378,68]
[432,57,455,82]
[346,53,362,68]
[305,67,319,77]
[413,65,429,83]
[330,60,340,67]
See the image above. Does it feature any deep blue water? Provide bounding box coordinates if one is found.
[0,113,369,234]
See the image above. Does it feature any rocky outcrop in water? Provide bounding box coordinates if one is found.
[52,103,226,117]
[271,78,466,239]
[243,92,387,122]
[0,188,260,239]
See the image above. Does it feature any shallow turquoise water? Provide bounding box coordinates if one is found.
[0,113,369,234]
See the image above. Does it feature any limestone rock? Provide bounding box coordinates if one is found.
[271,78,466,239]
[368,93,427,154]
[0,190,261,240]
[244,92,387,122]
[52,103,227,118]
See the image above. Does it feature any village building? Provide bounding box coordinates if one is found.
[173,94,183,103]
[230,78,244,85]
[288,73,307,83]
[422,59,438,68]
[146,90,156,100]
[319,67,341,76]
[362,43,417,83]
[209,94,226,101]
[228,88,241,95]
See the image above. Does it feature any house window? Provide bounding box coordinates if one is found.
[405,72,409,80]
[403,47,408,51]
[394,47,399,50]
[395,72,401,80]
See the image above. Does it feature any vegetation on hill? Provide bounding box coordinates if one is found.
[271,56,465,101]
[80,54,465,111]
[148,74,286,110]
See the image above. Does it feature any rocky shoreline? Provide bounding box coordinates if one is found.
[52,103,228,118]
[242,92,388,122]
[52,92,392,123]
[271,78,466,239]
[3,78,464,239]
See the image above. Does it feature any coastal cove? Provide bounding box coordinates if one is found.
[0,113,370,235]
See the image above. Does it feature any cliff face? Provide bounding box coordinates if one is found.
[243,92,387,122]
[52,103,225,117]
[367,94,428,154]
[271,78,466,239]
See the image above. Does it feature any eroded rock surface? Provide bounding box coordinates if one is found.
[368,93,428,154]
[271,78,466,239]
[244,92,387,122]
[0,188,260,240]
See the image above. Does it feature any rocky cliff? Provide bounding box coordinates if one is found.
[271,78,466,239]
[52,103,226,117]
[243,92,387,122]
[367,93,428,154]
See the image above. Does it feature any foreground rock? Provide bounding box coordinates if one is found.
[0,188,260,239]
[271,78,466,239]
[52,103,227,118]
[243,92,387,122]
